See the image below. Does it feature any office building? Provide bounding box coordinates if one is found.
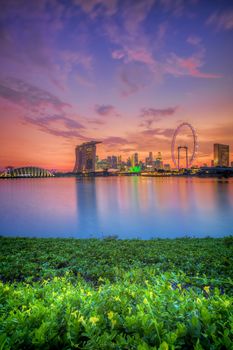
[73,141,101,172]
[154,152,163,170]
[107,156,112,167]
[106,155,118,169]
[146,152,153,166]
[214,144,229,167]
[126,157,131,167]
[149,151,153,163]
[111,156,118,169]
[131,153,139,167]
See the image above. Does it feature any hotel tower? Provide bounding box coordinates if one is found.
[214,144,229,167]
[73,141,102,173]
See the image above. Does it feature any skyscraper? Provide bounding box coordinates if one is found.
[131,153,139,167]
[111,156,118,169]
[73,141,102,172]
[149,152,153,162]
[146,152,153,166]
[155,152,163,170]
[214,144,229,167]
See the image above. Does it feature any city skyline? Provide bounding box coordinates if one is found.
[0,0,233,171]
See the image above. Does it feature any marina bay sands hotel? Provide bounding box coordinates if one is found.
[73,141,102,173]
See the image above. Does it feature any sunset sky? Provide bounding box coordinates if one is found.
[0,0,233,171]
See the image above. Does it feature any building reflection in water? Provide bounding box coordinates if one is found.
[75,178,102,238]
[74,176,233,238]
[1,177,233,238]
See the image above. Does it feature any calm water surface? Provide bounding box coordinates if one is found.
[0,177,233,239]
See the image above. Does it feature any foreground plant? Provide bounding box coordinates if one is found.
[0,273,232,349]
[0,237,232,349]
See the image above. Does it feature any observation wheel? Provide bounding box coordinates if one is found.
[171,122,198,168]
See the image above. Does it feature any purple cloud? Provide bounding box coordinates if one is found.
[60,51,93,72]
[119,147,137,153]
[140,128,174,138]
[159,0,186,17]
[105,0,221,96]
[186,35,202,46]
[76,73,95,88]
[95,104,120,117]
[112,47,155,67]
[141,106,178,118]
[74,0,118,17]
[87,118,106,125]
[206,10,233,31]
[121,0,155,33]
[140,106,178,128]
[119,63,152,97]
[0,77,88,140]
[165,52,222,79]
[102,136,130,146]
[24,114,86,139]
[124,127,176,154]
[0,78,70,111]
[0,0,63,75]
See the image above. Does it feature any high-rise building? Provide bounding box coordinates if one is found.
[111,156,118,169]
[106,156,118,168]
[149,151,153,163]
[155,152,163,170]
[126,157,131,167]
[214,144,229,167]
[107,156,112,168]
[73,141,101,172]
[131,153,139,167]
[146,152,153,166]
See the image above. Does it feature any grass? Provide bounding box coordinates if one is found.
[0,237,233,349]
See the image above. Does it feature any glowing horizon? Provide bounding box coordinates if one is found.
[0,0,233,171]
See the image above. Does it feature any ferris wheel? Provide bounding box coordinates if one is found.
[171,122,198,169]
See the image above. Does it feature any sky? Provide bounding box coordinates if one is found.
[0,0,233,171]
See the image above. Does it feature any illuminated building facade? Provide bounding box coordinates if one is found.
[214,144,229,167]
[0,167,53,178]
[155,152,163,170]
[146,152,153,167]
[131,153,139,167]
[73,141,101,172]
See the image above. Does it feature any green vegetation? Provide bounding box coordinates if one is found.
[0,237,233,349]
[129,165,141,173]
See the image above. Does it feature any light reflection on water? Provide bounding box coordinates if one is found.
[0,177,232,238]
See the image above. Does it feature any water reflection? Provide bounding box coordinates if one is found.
[75,178,101,238]
[0,177,232,238]
[214,179,232,211]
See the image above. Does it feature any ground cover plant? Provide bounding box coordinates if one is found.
[0,237,232,349]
